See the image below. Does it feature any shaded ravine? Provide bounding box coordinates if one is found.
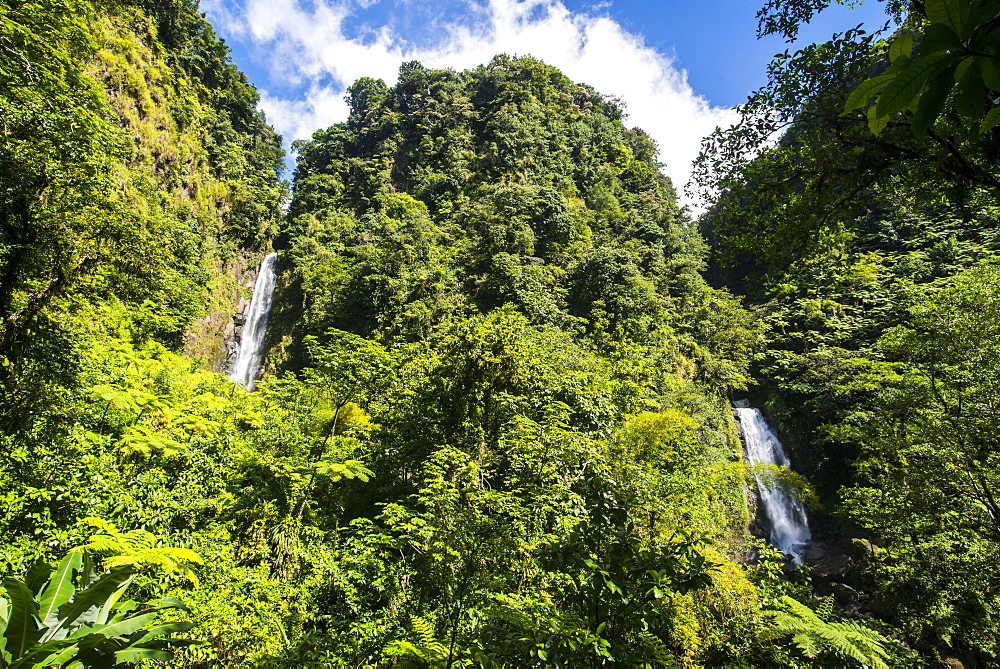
[735,406,812,562]
[229,252,277,391]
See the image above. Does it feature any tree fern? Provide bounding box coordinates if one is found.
[75,517,203,587]
[116,426,186,458]
[766,595,890,669]
[814,596,834,623]
[314,457,374,483]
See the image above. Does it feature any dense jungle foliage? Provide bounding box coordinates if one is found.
[1,0,997,665]
[697,0,1000,665]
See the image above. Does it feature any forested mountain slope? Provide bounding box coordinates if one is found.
[0,0,285,374]
[273,56,755,386]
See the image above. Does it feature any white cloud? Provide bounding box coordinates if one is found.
[203,0,737,204]
[258,86,347,147]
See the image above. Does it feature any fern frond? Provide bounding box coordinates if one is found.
[384,616,449,664]
[313,458,374,483]
[636,630,675,666]
[819,621,890,669]
[765,596,890,668]
[117,430,186,458]
[815,597,834,622]
[790,630,823,658]
[412,615,438,647]
[78,518,203,586]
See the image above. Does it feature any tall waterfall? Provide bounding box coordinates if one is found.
[229,252,277,391]
[735,407,811,562]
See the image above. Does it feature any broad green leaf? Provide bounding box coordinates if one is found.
[956,60,986,118]
[884,55,907,75]
[44,567,134,641]
[844,74,893,112]
[867,106,890,136]
[981,107,1000,133]
[7,639,78,669]
[911,68,956,137]
[920,22,962,55]
[95,583,136,627]
[38,552,81,626]
[968,1,1000,32]
[32,642,80,668]
[954,56,975,83]
[875,51,952,118]
[981,58,1000,91]
[130,620,197,646]
[105,600,138,625]
[2,578,42,661]
[22,561,51,597]
[114,648,173,663]
[76,572,136,629]
[887,32,913,63]
[70,611,158,639]
[78,553,99,592]
[925,0,969,36]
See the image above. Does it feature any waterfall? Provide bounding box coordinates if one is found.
[735,407,811,562]
[229,252,277,391]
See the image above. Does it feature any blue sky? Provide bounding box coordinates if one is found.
[201,0,893,199]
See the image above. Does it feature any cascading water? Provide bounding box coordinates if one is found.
[735,407,811,562]
[228,252,277,391]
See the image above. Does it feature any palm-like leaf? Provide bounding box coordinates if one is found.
[42,567,135,641]
[38,551,82,626]
[1,578,42,661]
[0,550,197,666]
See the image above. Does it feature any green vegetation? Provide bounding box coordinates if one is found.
[1,547,197,667]
[697,0,1000,664]
[2,0,997,665]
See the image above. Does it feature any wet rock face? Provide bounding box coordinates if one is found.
[235,297,248,324]
[831,581,860,603]
[182,250,260,374]
[186,310,233,373]
[223,321,237,370]
[805,523,889,616]
[810,552,852,580]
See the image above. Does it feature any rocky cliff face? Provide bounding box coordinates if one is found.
[88,2,285,367]
[183,250,271,373]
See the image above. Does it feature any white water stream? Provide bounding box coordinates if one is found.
[735,407,811,562]
[228,252,277,391]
